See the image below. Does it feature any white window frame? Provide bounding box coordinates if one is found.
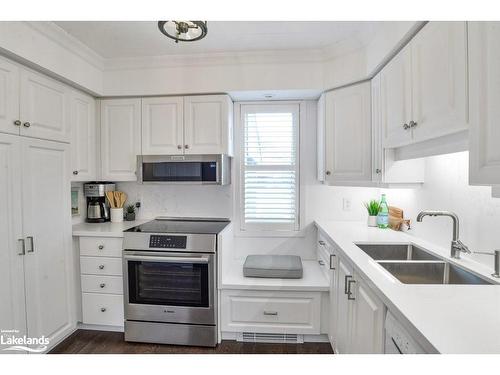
[234,101,305,237]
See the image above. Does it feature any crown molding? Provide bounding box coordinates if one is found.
[26,21,105,70]
[103,48,326,71]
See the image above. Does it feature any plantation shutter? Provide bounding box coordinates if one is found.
[240,104,300,231]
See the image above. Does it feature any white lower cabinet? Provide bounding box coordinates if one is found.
[319,233,385,354]
[79,236,124,327]
[0,134,74,353]
[221,290,321,334]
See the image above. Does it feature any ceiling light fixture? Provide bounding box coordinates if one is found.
[158,21,208,43]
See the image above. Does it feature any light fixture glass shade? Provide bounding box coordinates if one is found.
[158,21,208,43]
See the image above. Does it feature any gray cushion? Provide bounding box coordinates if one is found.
[243,255,303,279]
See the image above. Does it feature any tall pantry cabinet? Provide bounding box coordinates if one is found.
[0,54,75,353]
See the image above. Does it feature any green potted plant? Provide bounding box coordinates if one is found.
[364,200,381,227]
[125,204,136,221]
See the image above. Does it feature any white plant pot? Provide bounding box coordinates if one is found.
[111,208,124,223]
[367,215,378,227]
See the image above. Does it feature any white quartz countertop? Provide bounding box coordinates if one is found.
[72,220,150,237]
[315,220,500,354]
[221,259,330,292]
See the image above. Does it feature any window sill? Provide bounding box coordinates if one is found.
[234,228,307,238]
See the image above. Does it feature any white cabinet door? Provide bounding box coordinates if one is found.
[0,134,27,345]
[70,90,97,181]
[100,99,141,181]
[349,274,385,354]
[183,95,233,155]
[469,22,500,185]
[20,69,70,143]
[317,94,326,181]
[0,57,20,136]
[411,22,468,142]
[328,246,339,350]
[335,256,354,354]
[371,74,383,182]
[324,82,372,183]
[380,45,412,148]
[142,97,184,155]
[21,138,74,352]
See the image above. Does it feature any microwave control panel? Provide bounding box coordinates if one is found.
[149,235,187,249]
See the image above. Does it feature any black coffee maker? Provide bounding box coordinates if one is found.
[84,182,115,223]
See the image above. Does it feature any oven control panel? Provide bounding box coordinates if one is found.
[149,235,187,249]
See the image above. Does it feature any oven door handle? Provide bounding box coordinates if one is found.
[123,254,210,264]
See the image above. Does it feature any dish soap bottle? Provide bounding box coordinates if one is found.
[377,194,389,229]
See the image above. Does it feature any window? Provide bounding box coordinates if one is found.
[239,103,300,232]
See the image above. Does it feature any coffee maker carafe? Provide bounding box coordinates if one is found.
[84,182,115,223]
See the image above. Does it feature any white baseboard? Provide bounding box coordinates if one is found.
[221,331,329,343]
[77,322,124,332]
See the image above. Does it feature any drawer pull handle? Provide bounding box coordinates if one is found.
[329,254,336,270]
[99,283,106,288]
[100,307,106,312]
[318,259,325,266]
[98,245,104,250]
[347,279,356,301]
[344,275,353,294]
[263,311,278,316]
[98,265,105,270]
[318,240,325,246]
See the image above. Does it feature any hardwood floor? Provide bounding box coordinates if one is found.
[49,329,333,354]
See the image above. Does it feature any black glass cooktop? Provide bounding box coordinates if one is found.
[125,217,230,235]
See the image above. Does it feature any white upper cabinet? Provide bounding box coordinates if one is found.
[469,22,500,185]
[184,95,233,155]
[0,134,27,345]
[20,69,70,143]
[0,57,20,136]
[70,90,97,181]
[411,22,468,142]
[141,97,184,155]
[323,82,372,183]
[380,45,412,148]
[101,98,141,181]
[381,22,467,149]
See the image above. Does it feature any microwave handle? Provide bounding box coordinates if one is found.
[123,254,210,264]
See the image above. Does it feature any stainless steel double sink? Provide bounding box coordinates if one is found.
[356,244,493,285]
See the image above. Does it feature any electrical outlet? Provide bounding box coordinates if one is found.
[343,198,352,211]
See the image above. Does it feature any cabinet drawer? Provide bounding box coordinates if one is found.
[80,256,123,276]
[82,293,124,326]
[221,290,321,334]
[79,236,123,257]
[81,274,123,294]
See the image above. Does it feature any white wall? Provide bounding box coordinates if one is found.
[383,151,500,268]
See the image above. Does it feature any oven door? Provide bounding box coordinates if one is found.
[123,251,216,325]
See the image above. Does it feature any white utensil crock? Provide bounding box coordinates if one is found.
[111,208,123,223]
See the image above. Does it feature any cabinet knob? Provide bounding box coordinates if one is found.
[100,307,106,312]
[184,145,189,149]
[375,168,382,174]
[98,264,105,270]
[409,120,418,128]
[99,283,106,288]
[177,145,182,150]
[403,123,410,130]
[98,244,104,250]
[13,120,21,126]
[73,170,79,175]
[325,171,331,176]
[23,122,31,128]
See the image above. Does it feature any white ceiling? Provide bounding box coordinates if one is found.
[54,21,384,59]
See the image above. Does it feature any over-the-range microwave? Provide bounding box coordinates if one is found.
[136,154,231,185]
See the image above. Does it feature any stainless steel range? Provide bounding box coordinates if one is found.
[122,217,229,347]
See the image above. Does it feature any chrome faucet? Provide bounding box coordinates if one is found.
[416,211,471,259]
